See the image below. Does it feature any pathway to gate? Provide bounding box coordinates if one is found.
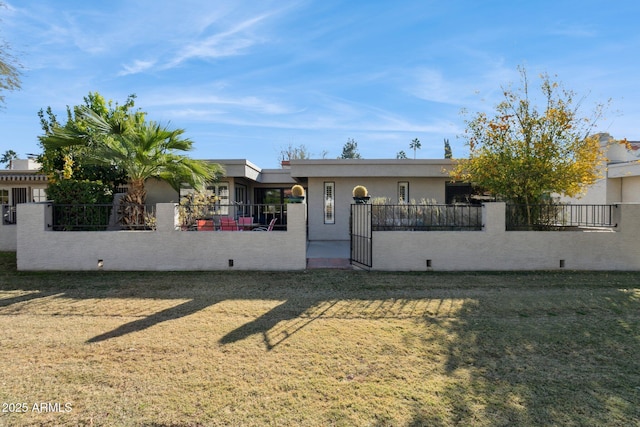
[306,240,352,269]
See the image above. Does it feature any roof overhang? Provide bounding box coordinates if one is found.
[608,161,640,179]
[289,159,455,179]
[0,172,48,182]
[205,159,262,182]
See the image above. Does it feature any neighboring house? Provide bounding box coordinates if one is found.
[0,159,48,251]
[558,134,640,205]
[0,159,48,224]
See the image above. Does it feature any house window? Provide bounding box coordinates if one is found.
[0,189,7,204]
[214,183,230,214]
[324,182,335,224]
[33,188,47,202]
[398,182,409,203]
[180,182,229,213]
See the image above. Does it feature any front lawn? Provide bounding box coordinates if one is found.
[0,253,638,426]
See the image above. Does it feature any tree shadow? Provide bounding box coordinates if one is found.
[219,297,338,350]
[428,273,640,426]
[0,290,56,308]
[3,260,639,425]
[86,297,223,343]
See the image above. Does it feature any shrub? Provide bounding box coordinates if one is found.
[47,180,114,231]
[352,185,368,198]
[46,179,113,205]
[291,184,305,197]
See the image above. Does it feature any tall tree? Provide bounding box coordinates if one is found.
[444,138,452,159]
[0,2,21,108]
[451,67,608,223]
[339,138,362,159]
[38,92,136,189]
[42,107,223,223]
[409,138,421,159]
[396,150,408,159]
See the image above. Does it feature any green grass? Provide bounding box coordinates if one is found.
[0,252,638,426]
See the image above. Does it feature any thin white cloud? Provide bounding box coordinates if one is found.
[118,59,157,76]
[166,13,272,68]
[145,92,295,115]
[150,90,457,136]
[548,24,596,38]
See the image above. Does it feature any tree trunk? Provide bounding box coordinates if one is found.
[120,180,146,228]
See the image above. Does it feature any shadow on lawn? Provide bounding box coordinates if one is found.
[2,256,639,426]
[0,290,56,307]
[219,298,339,350]
[87,297,224,343]
[419,277,640,426]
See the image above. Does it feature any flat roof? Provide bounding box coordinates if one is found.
[289,158,454,178]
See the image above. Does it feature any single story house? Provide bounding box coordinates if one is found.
[143,158,464,242]
[4,133,639,249]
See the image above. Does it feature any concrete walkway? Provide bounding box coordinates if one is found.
[306,240,352,269]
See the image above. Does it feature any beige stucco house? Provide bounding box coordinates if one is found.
[144,158,459,242]
[5,138,639,251]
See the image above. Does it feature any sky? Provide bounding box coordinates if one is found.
[1,0,639,169]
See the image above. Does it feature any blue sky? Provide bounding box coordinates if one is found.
[1,1,639,168]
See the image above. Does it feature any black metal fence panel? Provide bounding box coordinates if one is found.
[350,203,372,268]
[371,204,482,231]
[505,204,616,231]
[51,203,156,231]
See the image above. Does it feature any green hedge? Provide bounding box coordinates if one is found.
[46,179,113,205]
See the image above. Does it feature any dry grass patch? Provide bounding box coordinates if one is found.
[0,252,638,426]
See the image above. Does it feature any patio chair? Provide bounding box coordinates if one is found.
[253,217,277,232]
[220,217,239,231]
[238,216,254,230]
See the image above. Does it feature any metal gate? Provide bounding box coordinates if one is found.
[350,203,372,269]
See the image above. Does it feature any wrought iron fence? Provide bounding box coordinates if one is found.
[371,204,482,231]
[177,203,288,231]
[505,204,616,231]
[51,203,156,231]
[2,204,16,225]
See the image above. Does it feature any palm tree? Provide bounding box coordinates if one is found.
[43,107,223,225]
[410,138,421,159]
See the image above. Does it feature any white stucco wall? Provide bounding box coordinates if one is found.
[17,203,307,271]
[620,176,640,203]
[372,203,640,271]
[0,222,16,251]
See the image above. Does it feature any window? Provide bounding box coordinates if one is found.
[235,184,247,204]
[0,189,7,204]
[398,182,409,203]
[12,188,27,205]
[324,182,335,224]
[180,182,229,214]
[215,184,229,214]
[33,188,47,202]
